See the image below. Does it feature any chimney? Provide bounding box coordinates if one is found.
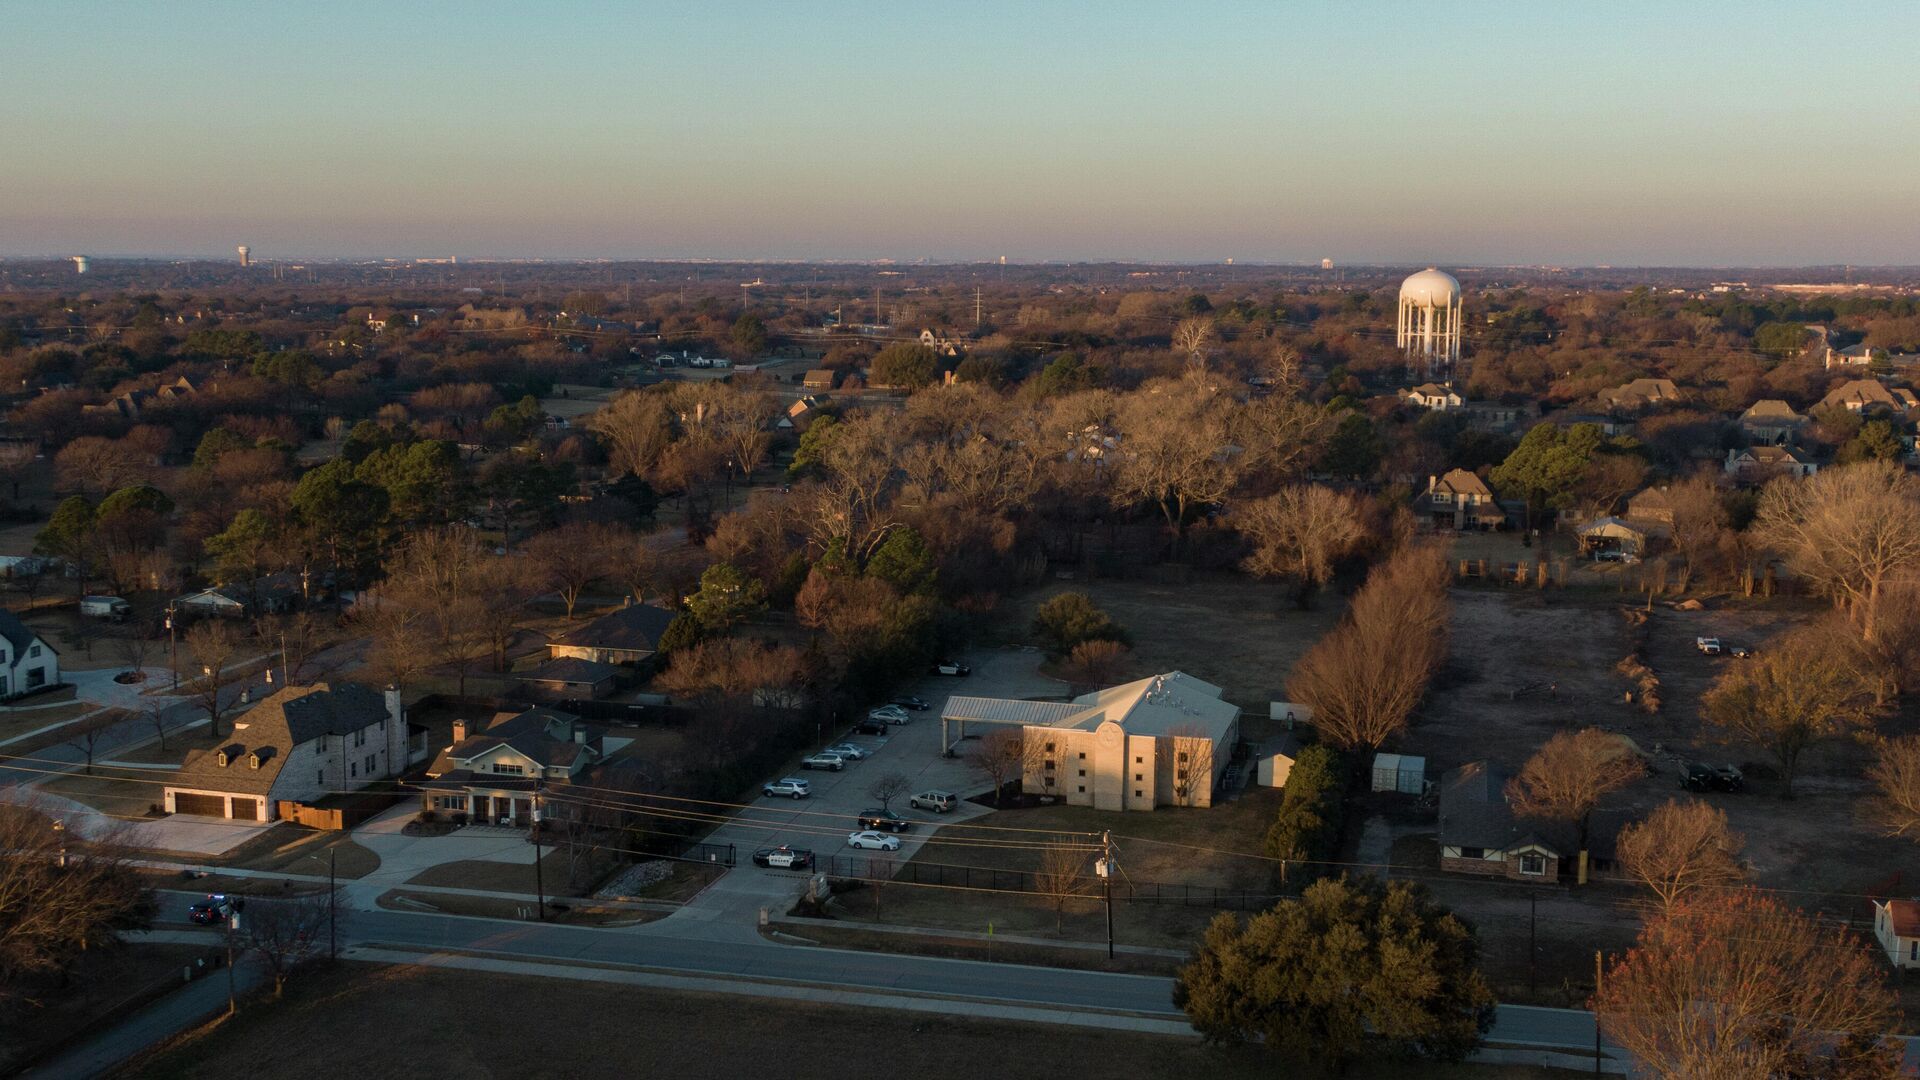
[385,684,404,731]
[574,725,587,744]
[452,719,467,743]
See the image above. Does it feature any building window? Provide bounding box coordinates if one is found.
[1044,742,1055,752]
[316,770,324,785]
[1519,854,1546,876]
[1077,785,1085,793]
[1134,756,1142,764]
[349,762,357,778]
[1044,777,1055,787]
[1134,789,1143,799]
[1432,491,1451,503]
[1077,751,1085,759]
[28,645,40,658]
[1134,773,1142,782]
[493,763,524,776]
[365,754,376,773]
[1077,769,1086,777]
[1044,760,1056,772]
[1177,751,1188,763]
[1459,846,1485,860]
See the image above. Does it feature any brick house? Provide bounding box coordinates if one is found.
[1437,761,1621,883]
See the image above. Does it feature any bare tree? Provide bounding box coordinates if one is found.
[588,389,677,479]
[183,619,240,738]
[966,726,1038,806]
[1109,376,1249,560]
[109,629,152,680]
[0,803,151,1003]
[1755,460,1920,641]
[1166,723,1216,807]
[1172,316,1215,371]
[360,599,435,693]
[1616,799,1746,915]
[1033,839,1093,935]
[240,891,334,999]
[1287,545,1451,752]
[1236,485,1368,607]
[138,701,172,752]
[62,710,120,775]
[1593,891,1901,1080]
[1866,734,1920,839]
[1701,627,1877,797]
[1506,727,1643,881]
[866,772,910,815]
[1662,475,1728,589]
[523,521,620,618]
[1061,639,1130,694]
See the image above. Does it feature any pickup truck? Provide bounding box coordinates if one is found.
[1695,637,1723,655]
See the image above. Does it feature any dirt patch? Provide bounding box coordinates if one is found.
[119,960,1571,1080]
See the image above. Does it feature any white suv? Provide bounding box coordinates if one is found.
[763,777,812,799]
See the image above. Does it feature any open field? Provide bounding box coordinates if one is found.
[122,961,1571,1080]
[1002,571,1344,707]
[0,942,214,1076]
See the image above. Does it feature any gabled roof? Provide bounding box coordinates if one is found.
[1741,445,1811,465]
[518,657,619,684]
[1821,379,1906,409]
[169,682,387,797]
[1740,399,1803,422]
[1885,899,1920,938]
[1432,468,1496,499]
[549,604,675,655]
[1438,761,1623,859]
[1598,378,1681,406]
[0,609,48,660]
[944,671,1239,744]
[428,707,603,776]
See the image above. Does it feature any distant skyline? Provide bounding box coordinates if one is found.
[4,2,1917,266]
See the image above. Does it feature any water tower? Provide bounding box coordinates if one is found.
[237,245,251,268]
[71,256,89,275]
[1396,268,1462,380]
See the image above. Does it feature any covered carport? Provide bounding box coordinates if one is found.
[937,697,1080,757]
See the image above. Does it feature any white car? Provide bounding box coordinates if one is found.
[847,831,901,851]
[824,742,869,760]
[868,705,910,725]
[763,777,811,799]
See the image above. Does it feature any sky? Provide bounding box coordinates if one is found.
[3,2,1918,266]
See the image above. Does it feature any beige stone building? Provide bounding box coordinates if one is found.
[940,672,1240,811]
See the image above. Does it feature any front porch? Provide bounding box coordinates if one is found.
[421,789,537,829]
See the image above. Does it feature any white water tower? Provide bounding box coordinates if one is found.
[237,245,251,268]
[70,256,89,275]
[1396,268,1463,379]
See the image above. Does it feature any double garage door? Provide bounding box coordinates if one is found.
[173,793,260,820]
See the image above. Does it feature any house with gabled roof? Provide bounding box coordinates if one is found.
[1819,378,1915,414]
[1398,383,1462,410]
[939,672,1239,811]
[1872,898,1920,969]
[1413,469,1506,530]
[547,602,677,668]
[1595,378,1682,413]
[1738,399,1806,445]
[1725,445,1816,484]
[0,609,58,699]
[1438,761,1624,883]
[418,707,607,827]
[162,682,417,822]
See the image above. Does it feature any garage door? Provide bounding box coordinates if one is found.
[230,798,260,821]
[172,792,226,817]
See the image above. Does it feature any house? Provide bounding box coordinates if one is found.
[939,671,1240,811]
[1253,733,1302,788]
[1437,761,1621,883]
[802,369,837,391]
[918,329,964,357]
[418,707,606,827]
[779,395,830,432]
[173,571,305,617]
[1577,516,1649,557]
[1623,487,1677,538]
[1871,899,1920,970]
[0,609,58,699]
[546,602,676,667]
[1460,400,1539,434]
[162,682,418,822]
[515,657,619,702]
[1398,383,1463,410]
[81,388,155,421]
[1595,378,1682,413]
[1819,378,1915,414]
[1413,469,1506,530]
[1724,445,1817,484]
[156,375,201,401]
[1825,342,1880,370]
[1738,399,1806,445]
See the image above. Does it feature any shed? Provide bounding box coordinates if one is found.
[1577,516,1648,556]
[1253,733,1302,788]
[1371,752,1426,794]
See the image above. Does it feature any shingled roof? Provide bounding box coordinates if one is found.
[549,603,676,655]
[169,682,389,797]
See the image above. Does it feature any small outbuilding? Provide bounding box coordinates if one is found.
[1370,752,1426,795]
[1253,733,1303,788]
[1577,516,1648,557]
[1873,899,1920,969]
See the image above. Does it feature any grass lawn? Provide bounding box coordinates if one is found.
[35,769,161,818]
[0,943,215,1076]
[403,850,586,895]
[775,920,1181,976]
[216,823,380,879]
[376,890,662,926]
[104,736,195,766]
[122,961,1571,1080]
[0,701,97,741]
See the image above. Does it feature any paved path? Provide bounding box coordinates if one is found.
[21,951,261,1078]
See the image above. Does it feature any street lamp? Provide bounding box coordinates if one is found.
[165,603,178,689]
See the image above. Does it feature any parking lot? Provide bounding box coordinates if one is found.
[687,648,1065,914]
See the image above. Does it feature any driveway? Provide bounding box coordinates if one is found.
[662,648,1063,930]
[344,803,540,904]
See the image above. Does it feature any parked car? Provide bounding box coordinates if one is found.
[752,846,814,869]
[823,742,869,760]
[1681,762,1745,793]
[890,695,931,711]
[847,831,901,851]
[868,705,910,725]
[929,660,971,676]
[762,777,812,799]
[187,894,240,925]
[1694,637,1723,655]
[853,718,888,736]
[857,808,913,833]
[909,790,956,813]
[800,752,846,771]
[1728,644,1753,659]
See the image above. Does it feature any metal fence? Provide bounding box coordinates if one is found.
[822,855,1276,912]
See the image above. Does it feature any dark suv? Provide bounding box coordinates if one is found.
[1681,762,1745,793]
[857,808,913,833]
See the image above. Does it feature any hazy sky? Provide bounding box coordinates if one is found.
[4,2,1917,265]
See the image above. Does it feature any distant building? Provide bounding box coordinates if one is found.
[1818,378,1915,414]
[546,603,676,668]
[1595,378,1683,413]
[71,256,89,275]
[1725,446,1817,484]
[1738,399,1807,444]
[918,329,964,358]
[1398,382,1463,410]
[1438,761,1623,883]
[1413,469,1505,530]
[237,245,251,268]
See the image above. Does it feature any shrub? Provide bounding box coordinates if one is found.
[1031,591,1130,658]
[1264,745,1347,875]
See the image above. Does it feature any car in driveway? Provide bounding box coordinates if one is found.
[800,752,847,771]
[909,790,956,812]
[824,742,869,760]
[867,705,910,725]
[752,846,814,869]
[890,695,931,711]
[857,808,914,833]
[929,659,971,676]
[763,777,812,799]
[847,831,901,851]
[187,894,240,925]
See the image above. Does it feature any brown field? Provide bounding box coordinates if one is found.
[121,961,1570,1080]
[0,943,215,1076]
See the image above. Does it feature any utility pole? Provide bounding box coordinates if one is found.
[532,778,547,920]
[1593,950,1604,1075]
[1528,891,1537,995]
[165,603,178,690]
[329,847,338,961]
[1096,830,1116,959]
[226,909,240,1015]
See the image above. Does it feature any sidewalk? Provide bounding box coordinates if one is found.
[20,956,262,1078]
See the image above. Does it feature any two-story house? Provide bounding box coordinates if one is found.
[163,682,415,822]
[1412,469,1506,530]
[0,609,59,700]
[418,708,606,827]
[1737,399,1807,445]
[1724,445,1817,484]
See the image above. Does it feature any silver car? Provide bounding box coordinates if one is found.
[824,742,869,760]
[847,831,901,851]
